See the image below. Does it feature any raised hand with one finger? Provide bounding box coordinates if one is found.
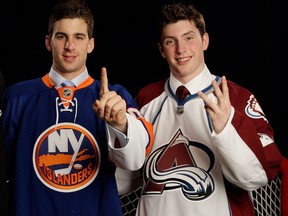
[92,67,127,133]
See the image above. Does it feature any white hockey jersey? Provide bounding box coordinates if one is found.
[131,66,282,216]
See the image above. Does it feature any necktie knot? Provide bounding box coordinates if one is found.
[176,85,190,102]
[61,80,75,87]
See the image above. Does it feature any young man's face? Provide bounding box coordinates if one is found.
[45,18,94,78]
[159,20,208,83]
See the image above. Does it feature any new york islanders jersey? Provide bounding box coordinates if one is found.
[2,73,153,216]
[134,66,282,216]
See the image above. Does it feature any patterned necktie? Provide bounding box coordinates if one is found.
[61,80,75,87]
[176,85,190,102]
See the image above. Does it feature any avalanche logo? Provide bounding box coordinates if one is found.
[33,123,100,192]
[143,130,215,201]
[245,95,267,121]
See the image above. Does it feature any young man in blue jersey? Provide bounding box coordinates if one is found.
[126,2,282,216]
[1,0,153,215]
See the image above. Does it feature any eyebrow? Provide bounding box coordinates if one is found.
[182,30,197,37]
[54,32,87,37]
[162,30,196,40]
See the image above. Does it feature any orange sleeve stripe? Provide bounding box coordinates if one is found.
[137,117,154,157]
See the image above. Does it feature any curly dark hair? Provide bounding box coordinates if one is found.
[157,2,206,42]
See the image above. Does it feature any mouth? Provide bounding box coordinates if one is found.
[63,55,76,62]
[176,56,191,63]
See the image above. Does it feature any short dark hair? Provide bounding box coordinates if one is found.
[47,0,94,39]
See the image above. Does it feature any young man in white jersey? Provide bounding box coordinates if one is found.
[124,2,282,216]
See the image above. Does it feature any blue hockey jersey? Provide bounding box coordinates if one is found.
[2,74,153,216]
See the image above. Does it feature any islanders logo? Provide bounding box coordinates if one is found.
[33,123,100,192]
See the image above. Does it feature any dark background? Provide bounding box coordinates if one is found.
[0,0,286,214]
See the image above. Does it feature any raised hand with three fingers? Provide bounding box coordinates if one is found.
[197,76,231,134]
[92,67,127,133]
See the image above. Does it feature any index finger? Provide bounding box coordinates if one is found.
[220,76,229,100]
[100,67,109,95]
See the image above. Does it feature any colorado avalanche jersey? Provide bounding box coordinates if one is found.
[134,66,282,216]
[2,74,153,216]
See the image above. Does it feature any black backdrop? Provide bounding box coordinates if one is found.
[0,1,286,213]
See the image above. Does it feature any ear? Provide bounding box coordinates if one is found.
[158,42,166,58]
[87,38,95,54]
[202,33,209,51]
[45,35,52,51]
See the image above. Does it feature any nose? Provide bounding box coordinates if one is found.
[176,41,186,54]
[65,39,75,50]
